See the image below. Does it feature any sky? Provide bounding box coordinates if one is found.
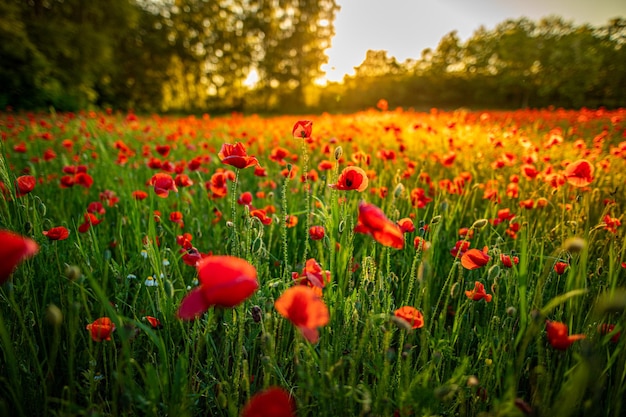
[321,0,626,82]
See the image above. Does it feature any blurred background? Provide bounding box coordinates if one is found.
[0,0,624,113]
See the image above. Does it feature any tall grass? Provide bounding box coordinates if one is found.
[0,108,624,416]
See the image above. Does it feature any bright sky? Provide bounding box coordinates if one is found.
[322,0,626,82]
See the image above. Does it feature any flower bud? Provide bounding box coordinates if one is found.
[334,146,343,161]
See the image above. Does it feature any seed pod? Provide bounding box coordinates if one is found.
[334,146,343,161]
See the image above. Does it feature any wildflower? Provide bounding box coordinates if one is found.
[603,215,621,233]
[86,317,115,342]
[15,175,36,197]
[144,316,163,329]
[329,166,369,192]
[78,213,102,233]
[309,226,325,241]
[465,281,492,302]
[563,159,594,187]
[461,247,490,270]
[292,120,313,139]
[275,286,329,343]
[354,201,404,249]
[250,208,273,225]
[545,320,585,350]
[413,237,431,251]
[0,230,39,285]
[177,256,258,320]
[500,253,519,268]
[285,215,298,228]
[394,306,424,329]
[132,190,149,200]
[554,261,568,275]
[292,258,331,289]
[144,276,158,287]
[598,324,621,343]
[149,173,178,198]
[242,387,296,417]
[43,226,70,241]
[237,191,253,206]
[398,218,415,233]
[218,142,259,169]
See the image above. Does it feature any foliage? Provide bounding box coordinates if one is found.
[0,107,625,416]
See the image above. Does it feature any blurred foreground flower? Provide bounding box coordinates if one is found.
[177,256,258,320]
[0,230,39,285]
[354,201,404,249]
[546,320,585,350]
[394,306,424,329]
[242,387,296,417]
[275,286,329,343]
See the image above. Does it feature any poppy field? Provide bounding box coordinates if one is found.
[1,106,625,417]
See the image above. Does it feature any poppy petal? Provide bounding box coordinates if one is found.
[177,287,211,320]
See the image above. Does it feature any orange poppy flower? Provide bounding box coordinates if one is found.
[132,190,148,200]
[242,387,296,417]
[394,306,424,329]
[0,230,39,285]
[546,320,585,350]
[250,208,273,225]
[413,236,431,251]
[563,159,594,187]
[177,256,258,320]
[292,120,313,139]
[354,202,404,249]
[218,142,259,169]
[461,247,490,270]
[15,175,36,197]
[43,226,70,241]
[465,281,492,302]
[329,166,369,192]
[275,286,329,343]
[149,173,178,198]
[309,226,325,240]
[86,317,116,342]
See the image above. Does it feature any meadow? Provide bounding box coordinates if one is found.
[0,106,625,417]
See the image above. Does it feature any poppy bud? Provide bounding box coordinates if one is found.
[506,306,517,316]
[251,305,262,323]
[430,215,442,225]
[472,218,488,229]
[393,183,405,198]
[563,237,586,253]
[45,304,63,327]
[65,265,81,281]
[334,146,343,161]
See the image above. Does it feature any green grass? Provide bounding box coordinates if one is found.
[0,108,625,416]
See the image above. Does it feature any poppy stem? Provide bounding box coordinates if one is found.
[301,139,311,265]
[281,172,291,279]
[230,169,241,257]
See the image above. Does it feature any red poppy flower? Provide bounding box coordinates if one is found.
[250,208,273,225]
[73,172,93,188]
[394,306,424,329]
[275,286,329,343]
[461,247,490,270]
[144,316,163,330]
[554,261,568,275]
[43,226,70,241]
[292,120,313,139]
[546,320,585,350]
[242,387,296,417]
[563,159,594,187]
[149,173,178,198]
[177,256,258,320]
[329,166,369,192]
[450,240,470,258]
[174,174,194,188]
[86,317,116,342]
[292,258,331,289]
[218,142,259,169]
[0,230,39,285]
[285,215,298,228]
[413,236,431,251]
[598,323,621,343]
[15,175,36,197]
[78,213,102,233]
[309,226,325,240]
[397,218,415,234]
[500,253,519,268]
[132,190,148,200]
[465,281,492,302]
[237,191,253,206]
[354,202,404,249]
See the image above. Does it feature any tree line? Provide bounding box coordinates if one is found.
[0,1,624,113]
